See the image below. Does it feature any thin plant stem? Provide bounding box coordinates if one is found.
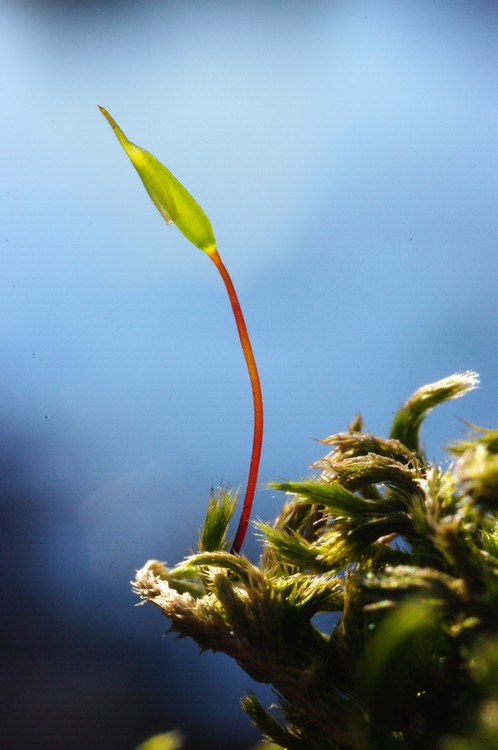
[208,247,263,554]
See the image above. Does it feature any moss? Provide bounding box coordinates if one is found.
[134,372,497,750]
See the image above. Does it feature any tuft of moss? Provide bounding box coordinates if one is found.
[134,372,497,749]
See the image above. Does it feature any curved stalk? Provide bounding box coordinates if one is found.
[208,248,263,554]
[99,107,263,554]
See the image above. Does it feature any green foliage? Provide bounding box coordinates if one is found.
[134,372,497,749]
[389,372,478,455]
[198,486,238,553]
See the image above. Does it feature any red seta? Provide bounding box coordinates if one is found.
[209,248,263,554]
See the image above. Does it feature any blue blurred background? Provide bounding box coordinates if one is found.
[1,0,496,748]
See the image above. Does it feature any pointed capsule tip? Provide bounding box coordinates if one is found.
[98,105,113,125]
[98,106,129,147]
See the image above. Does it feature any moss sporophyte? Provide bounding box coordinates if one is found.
[100,110,497,749]
[99,106,263,554]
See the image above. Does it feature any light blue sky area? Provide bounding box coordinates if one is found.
[1,0,497,738]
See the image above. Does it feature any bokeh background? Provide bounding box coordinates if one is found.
[1,0,496,748]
